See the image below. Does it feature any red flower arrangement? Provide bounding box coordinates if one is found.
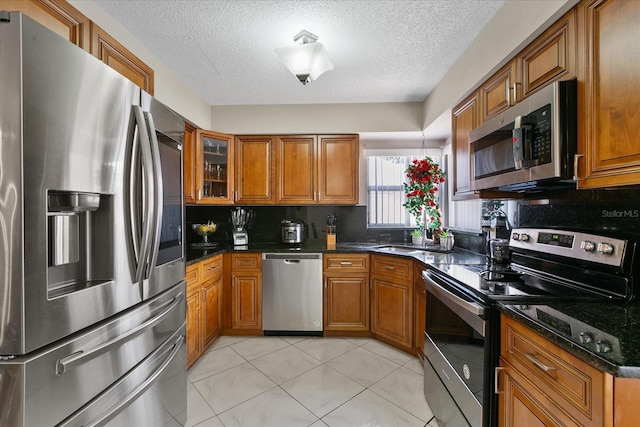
[403,156,446,232]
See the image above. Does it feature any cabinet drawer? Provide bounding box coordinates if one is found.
[186,263,202,286]
[370,255,413,281]
[231,253,261,271]
[501,315,604,425]
[202,255,223,280]
[324,254,369,272]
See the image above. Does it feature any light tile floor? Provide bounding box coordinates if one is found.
[186,336,439,427]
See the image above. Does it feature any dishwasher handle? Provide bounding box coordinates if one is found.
[262,253,322,261]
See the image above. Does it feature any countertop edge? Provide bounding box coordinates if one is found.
[498,303,640,378]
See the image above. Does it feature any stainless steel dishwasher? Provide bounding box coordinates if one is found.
[262,253,323,335]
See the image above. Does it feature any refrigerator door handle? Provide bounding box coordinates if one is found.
[125,110,142,272]
[131,106,155,284]
[56,292,182,375]
[142,111,164,281]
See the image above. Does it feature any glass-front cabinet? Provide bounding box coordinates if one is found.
[195,130,234,204]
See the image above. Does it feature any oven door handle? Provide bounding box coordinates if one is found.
[423,273,485,316]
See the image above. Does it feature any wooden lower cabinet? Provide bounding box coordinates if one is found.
[323,253,369,334]
[498,314,604,426]
[186,256,223,369]
[370,255,413,352]
[500,362,581,427]
[230,253,262,332]
[186,287,201,368]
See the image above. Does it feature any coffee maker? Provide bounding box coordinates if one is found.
[482,210,511,265]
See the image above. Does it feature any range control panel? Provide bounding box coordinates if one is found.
[510,304,623,364]
[509,228,626,267]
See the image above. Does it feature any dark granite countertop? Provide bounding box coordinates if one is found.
[186,241,487,266]
[499,302,640,378]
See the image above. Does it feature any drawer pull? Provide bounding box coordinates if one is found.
[384,266,396,270]
[340,262,353,265]
[207,266,218,271]
[525,353,555,372]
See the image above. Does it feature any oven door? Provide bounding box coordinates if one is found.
[423,270,492,427]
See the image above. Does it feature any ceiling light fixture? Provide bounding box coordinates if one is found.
[275,30,333,85]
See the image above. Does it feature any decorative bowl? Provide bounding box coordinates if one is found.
[192,222,217,246]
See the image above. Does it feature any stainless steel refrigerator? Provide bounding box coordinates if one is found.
[0,11,187,426]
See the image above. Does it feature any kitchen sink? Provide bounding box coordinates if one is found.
[375,244,448,254]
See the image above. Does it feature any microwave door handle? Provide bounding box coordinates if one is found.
[512,115,533,169]
[132,106,155,284]
[143,111,164,282]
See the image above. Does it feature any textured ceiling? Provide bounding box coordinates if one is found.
[93,0,505,106]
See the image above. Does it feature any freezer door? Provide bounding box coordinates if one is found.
[0,284,186,427]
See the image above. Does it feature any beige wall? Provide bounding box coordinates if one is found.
[69,0,212,129]
[210,102,423,134]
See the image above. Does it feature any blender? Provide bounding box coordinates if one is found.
[231,207,252,247]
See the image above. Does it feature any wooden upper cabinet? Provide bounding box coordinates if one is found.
[480,60,518,123]
[235,135,276,204]
[575,0,640,189]
[195,130,234,204]
[317,134,359,204]
[183,123,197,204]
[4,0,154,94]
[90,22,154,94]
[452,92,479,199]
[276,135,316,204]
[518,8,576,99]
[236,134,358,205]
[1,0,90,50]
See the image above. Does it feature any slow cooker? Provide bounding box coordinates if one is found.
[281,220,304,244]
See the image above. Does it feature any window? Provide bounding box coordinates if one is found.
[367,156,414,228]
[367,154,447,229]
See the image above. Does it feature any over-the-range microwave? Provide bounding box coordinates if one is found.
[469,78,577,192]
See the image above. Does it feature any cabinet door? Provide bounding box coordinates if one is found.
[480,60,518,122]
[317,135,359,204]
[202,276,222,348]
[276,135,316,204]
[183,123,197,204]
[499,363,581,427]
[576,0,640,188]
[323,275,369,331]
[186,290,201,369]
[452,92,480,199]
[231,274,262,329]
[370,277,413,350]
[1,0,90,51]
[89,22,154,94]
[195,130,234,204]
[235,135,275,204]
[518,9,576,99]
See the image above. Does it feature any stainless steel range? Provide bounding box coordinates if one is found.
[422,227,638,427]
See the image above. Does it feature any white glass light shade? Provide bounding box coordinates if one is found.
[275,42,334,84]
